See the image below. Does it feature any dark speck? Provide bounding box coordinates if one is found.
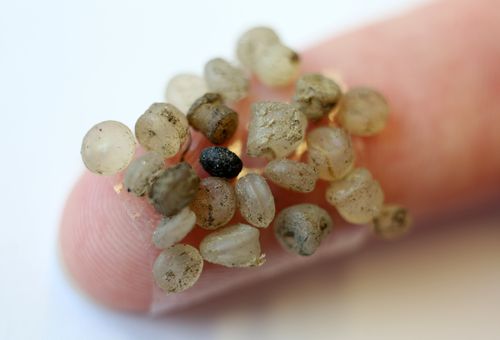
[199,146,243,179]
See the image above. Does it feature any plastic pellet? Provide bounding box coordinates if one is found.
[124,152,165,196]
[190,177,236,230]
[148,162,200,217]
[253,43,300,87]
[247,101,307,159]
[187,93,238,144]
[152,244,203,294]
[236,26,280,69]
[165,74,208,114]
[235,173,275,228]
[204,58,249,102]
[199,223,264,267]
[199,146,243,179]
[81,120,136,176]
[293,73,342,120]
[236,27,299,87]
[274,204,333,256]
[306,126,355,181]
[152,207,196,249]
[336,87,389,136]
[135,103,189,158]
[373,204,412,239]
[326,168,384,224]
[264,159,318,193]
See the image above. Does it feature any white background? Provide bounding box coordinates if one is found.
[1,0,500,339]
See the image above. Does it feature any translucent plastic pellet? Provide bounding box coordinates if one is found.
[152,207,196,249]
[187,93,238,144]
[123,151,165,196]
[165,74,208,114]
[253,43,300,87]
[152,244,203,294]
[204,58,249,102]
[199,223,264,267]
[306,126,355,181]
[373,204,412,239]
[326,168,384,224]
[81,120,136,176]
[190,177,236,230]
[336,87,389,136]
[148,162,200,217]
[293,73,342,120]
[235,173,275,228]
[264,159,318,193]
[236,26,280,69]
[135,103,189,158]
[247,101,307,159]
[274,204,333,256]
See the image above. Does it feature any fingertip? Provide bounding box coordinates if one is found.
[59,171,155,312]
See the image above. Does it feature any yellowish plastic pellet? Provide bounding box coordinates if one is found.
[326,168,384,224]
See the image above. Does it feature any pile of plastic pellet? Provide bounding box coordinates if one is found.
[80,26,412,295]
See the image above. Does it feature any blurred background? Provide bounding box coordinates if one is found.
[1,0,499,339]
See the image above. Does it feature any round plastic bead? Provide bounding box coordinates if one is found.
[135,103,189,158]
[306,126,355,181]
[81,120,136,176]
[204,58,249,102]
[190,177,236,230]
[274,204,333,256]
[200,223,264,267]
[152,244,203,294]
[235,173,275,228]
[236,26,280,69]
[373,204,412,239]
[326,168,384,224]
[152,207,196,249]
[165,73,208,114]
[264,159,318,193]
[253,43,299,87]
[336,87,389,136]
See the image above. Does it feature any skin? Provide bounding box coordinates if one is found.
[60,0,500,312]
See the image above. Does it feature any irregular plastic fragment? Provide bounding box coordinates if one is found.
[294,73,342,120]
[247,101,307,159]
[148,162,200,217]
[124,151,165,196]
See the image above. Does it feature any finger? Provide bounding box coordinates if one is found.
[59,0,500,312]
